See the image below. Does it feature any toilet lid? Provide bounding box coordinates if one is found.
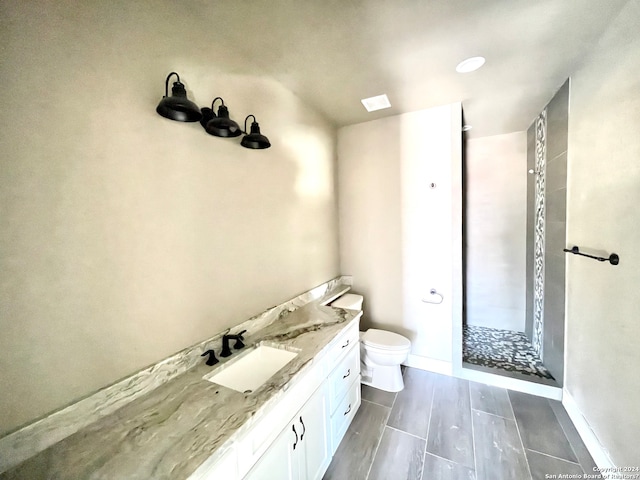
[362,329,411,351]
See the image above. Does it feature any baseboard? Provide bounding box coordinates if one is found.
[404,354,453,376]
[562,389,615,469]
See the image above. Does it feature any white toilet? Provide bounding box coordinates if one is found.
[330,293,411,392]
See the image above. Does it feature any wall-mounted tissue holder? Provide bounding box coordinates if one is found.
[422,289,444,304]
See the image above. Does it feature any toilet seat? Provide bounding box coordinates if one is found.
[361,329,411,351]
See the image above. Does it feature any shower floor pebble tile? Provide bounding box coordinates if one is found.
[463,325,554,380]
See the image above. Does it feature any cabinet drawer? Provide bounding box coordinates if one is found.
[330,379,360,455]
[328,345,360,414]
[327,322,359,368]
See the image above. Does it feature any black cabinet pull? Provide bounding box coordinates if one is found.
[344,404,351,416]
[292,424,298,450]
[341,339,350,348]
[343,369,351,379]
[300,416,306,441]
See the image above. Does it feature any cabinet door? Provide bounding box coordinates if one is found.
[244,423,297,480]
[298,385,330,480]
[188,445,238,480]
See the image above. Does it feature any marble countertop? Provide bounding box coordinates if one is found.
[2,301,359,480]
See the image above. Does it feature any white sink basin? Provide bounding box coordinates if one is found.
[204,344,298,394]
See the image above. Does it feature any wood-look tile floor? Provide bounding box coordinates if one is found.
[323,368,596,480]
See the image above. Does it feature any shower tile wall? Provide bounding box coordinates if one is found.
[525,79,569,386]
[464,132,527,332]
[543,80,569,386]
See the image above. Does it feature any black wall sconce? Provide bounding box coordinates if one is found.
[156,72,272,148]
[156,72,202,122]
[201,97,242,137]
[241,115,271,149]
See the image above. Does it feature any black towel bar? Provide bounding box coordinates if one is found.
[563,246,619,265]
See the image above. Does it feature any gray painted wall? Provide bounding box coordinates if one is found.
[464,133,527,332]
[337,104,462,368]
[0,2,340,435]
[565,0,640,465]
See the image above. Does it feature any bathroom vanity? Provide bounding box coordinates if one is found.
[0,295,361,480]
[193,321,361,480]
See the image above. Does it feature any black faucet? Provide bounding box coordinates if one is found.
[220,330,247,357]
[201,349,219,366]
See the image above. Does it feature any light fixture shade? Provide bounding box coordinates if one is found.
[156,72,202,122]
[241,120,271,149]
[205,104,242,138]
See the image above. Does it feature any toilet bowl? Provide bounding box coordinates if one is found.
[360,329,411,392]
[330,293,412,393]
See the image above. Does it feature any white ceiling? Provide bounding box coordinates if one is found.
[190,0,628,137]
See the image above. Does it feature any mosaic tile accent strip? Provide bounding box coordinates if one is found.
[463,325,554,380]
[532,109,547,358]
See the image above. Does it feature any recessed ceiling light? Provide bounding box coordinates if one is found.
[462,125,473,132]
[456,56,486,73]
[361,94,391,112]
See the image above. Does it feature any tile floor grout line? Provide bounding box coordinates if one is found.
[360,396,395,410]
[360,397,391,411]
[419,376,437,480]
[364,424,388,480]
[471,407,516,421]
[417,387,431,480]
[423,450,474,465]
[546,398,586,473]
[469,380,479,479]
[424,377,436,448]
[419,440,428,480]
[385,424,426,441]
[526,447,583,466]
[508,390,534,480]
[363,384,396,480]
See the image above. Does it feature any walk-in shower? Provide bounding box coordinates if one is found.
[461,80,570,387]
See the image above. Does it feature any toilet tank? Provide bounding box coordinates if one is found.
[330,293,363,311]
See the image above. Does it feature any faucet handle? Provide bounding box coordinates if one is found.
[201,349,219,366]
[234,330,246,350]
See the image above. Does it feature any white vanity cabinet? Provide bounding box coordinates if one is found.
[325,329,361,455]
[188,444,239,480]
[297,384,331,480]
[245,384,329,480]
[189,317,361,480]
[244,421,296,480]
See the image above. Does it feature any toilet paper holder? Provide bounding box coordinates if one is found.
[422,289,444,304]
